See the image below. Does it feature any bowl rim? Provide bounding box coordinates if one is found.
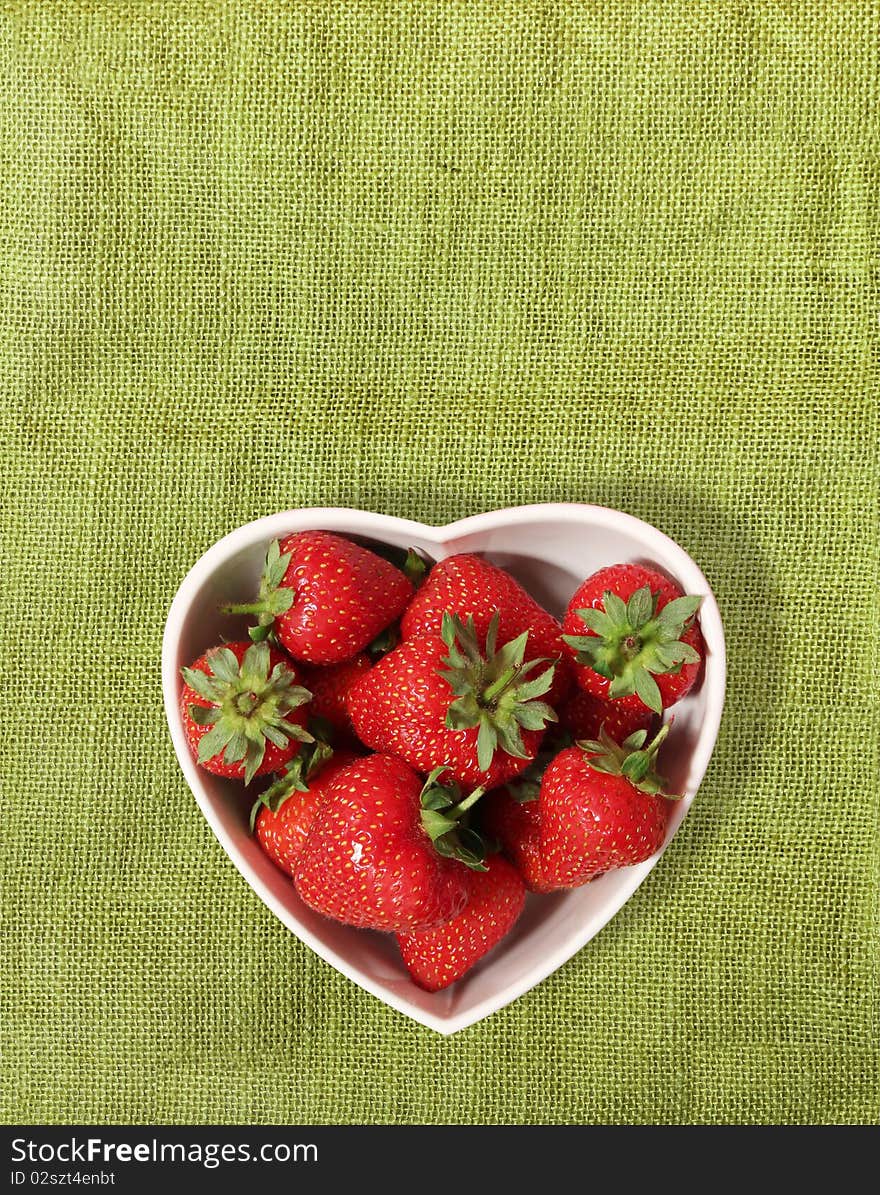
[162,503,727,1034]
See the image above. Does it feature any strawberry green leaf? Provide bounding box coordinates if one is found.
[622,728,648,750]
[513,665,555,703]
[587,655,614,680]
[620,754,650,784]
[572,608,617,638]
[264,539,293,590]
[223,730,248,765]
[476,720,499,773]
[655,641,701,669]
[484,610,500,659]
[455,827,487,861]
[561,632,601,654]
[513,700,557,731]
[188,704,219,726]
[262,724,290,749]
[609,672,636,699]
[283,723,315,744]
[241,642,272,687]
[633,667,662,715]
[495,719,529,761]
[626,586,654,628]
[602,591,629,626]
[446,693,481,728]
[421,788,453,812]
[585,756,617,776]
[402,549,428,586]
[490,630,529,676]
[657,594,701,630]
[181,667,224,702]
[421,808,459,841]
[302,739,333,778]
[208,647,241,684]
[197,721,235,764]
[243,739,264,785]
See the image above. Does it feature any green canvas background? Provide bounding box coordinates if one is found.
[2,1,877,1124]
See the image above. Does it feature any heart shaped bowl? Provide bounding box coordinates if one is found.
[162,504,726,1034]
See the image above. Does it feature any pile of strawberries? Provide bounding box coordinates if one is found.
[180,531,703,992]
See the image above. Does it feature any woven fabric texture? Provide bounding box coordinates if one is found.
[2,1,878,1125]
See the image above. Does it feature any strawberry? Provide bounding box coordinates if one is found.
[481,789,556,894]
[396,855,526,991]
[298,653,372,744]
[559,687,654,743]
[253,745,360,874]
[401,553,572,705]
[293,757,487,933]
[562,564,703,715]
[539,724,678,888]
[347,613,558,788]
[224,533,413,664]
[480,741,565,894]
[180,641,312,783]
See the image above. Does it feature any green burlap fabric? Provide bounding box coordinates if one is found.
[2,1,877,1125]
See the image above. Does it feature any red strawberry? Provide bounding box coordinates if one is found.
[559,687,654,743]
[180,641,312,783]
[562,564,703,715]
[481,789,557,894]
[539,724,677,888]
[253,745,360,874]
[402,553,572,705]
[293,756,487,933]
[480,742,561,893]
[224,533,413,664]
[396,855,526,991]
[347,614,558,788]
[298,653,372,744]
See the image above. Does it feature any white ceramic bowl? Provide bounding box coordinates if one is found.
[162,504,726,1034]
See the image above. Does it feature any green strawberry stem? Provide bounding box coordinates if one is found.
[481,664,521,704]
[419,767,488,871]
[222,601,271,616]
[439,612,558,773]
[562,586,701,714]
[443,784,486,819]
[577,721,681,799]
